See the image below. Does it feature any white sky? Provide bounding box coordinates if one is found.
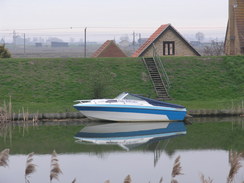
[0,0,229,41]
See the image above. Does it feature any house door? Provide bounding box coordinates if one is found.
[163,41,175,55]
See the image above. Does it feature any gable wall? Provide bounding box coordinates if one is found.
[225,15,242,55]
[141,29,198,57]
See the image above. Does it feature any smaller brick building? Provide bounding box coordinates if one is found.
[92,40,127,57]
[132,24,200,57]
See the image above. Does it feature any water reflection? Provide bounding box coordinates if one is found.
[2,150,244,183]
[1,119,244,183]
[74,122,186,149]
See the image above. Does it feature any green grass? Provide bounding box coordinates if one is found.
[0,57,155,113]
[0,56,243,113]
[1,121,243,154]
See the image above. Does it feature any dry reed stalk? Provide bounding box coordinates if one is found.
[227,150,242,183]
[124,174,132,183]
[32,112,39,127]
[25,152,36,183]
[241,152,244,158]
[200,174,213,183]
[0,148,10,167]
[71,178,76,183]
[0,99,13,143]
[171,156,183,178]
[171,180,178,183]
[22,107,32,137]
[159,177,163,183]
[50,150,62,182]
[104,180,110,183]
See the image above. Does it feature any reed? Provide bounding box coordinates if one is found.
[71,178,76,183]
[124,174,132,183]
[0,148,10,167]
[171,156,183,178]
[159,177,163,183]
[200,174,213,183]
[25,152,36,183]
[171,155,183,183]
[0,99,13,143]
[227,150,242,183]
[50,150,62,182]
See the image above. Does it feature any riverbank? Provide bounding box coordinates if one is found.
[9,109,244,122]
[0,56,243,113]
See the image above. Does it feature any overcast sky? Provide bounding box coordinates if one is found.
[0,0,229,41]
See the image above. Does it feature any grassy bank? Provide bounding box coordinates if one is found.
[0,56,243,113]
[0,121,243,154]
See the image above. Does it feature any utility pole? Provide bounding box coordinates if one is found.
[84,27,87,58]
[132,31,135,46]
[13,30,16,48]
[24,33,26,57]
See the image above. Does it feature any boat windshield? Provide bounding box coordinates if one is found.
[115,92,144,101]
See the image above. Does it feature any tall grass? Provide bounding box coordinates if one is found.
[0,99,40,143]
[0,99,13,143]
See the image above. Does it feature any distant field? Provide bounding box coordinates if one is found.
[7,45,100,58]
[0,56,243,113]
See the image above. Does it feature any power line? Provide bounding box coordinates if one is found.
[0,26,226,32]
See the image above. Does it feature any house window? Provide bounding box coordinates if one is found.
[241,47,244,55]
[163,41,175,55]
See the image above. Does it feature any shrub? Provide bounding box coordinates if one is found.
[0,44,11,58]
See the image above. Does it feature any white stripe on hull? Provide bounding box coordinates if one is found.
[75,131,187,145]
[79,111,169,122]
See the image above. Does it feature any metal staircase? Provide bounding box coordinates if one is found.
[143,45,170,100]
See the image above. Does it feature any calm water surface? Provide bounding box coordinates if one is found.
[1,118,244,183]
[2,150,244,183]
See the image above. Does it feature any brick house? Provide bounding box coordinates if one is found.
[224,0,244,55]
[92,40,127,57]
[132,24,200,57]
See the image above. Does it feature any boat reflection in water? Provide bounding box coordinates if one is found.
[74,122,186,150]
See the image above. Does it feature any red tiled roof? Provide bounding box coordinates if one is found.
[132,24,170,57]
[92,40,127,57]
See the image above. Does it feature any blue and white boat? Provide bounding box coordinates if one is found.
[74,122,186,149]
[73,92,186,122]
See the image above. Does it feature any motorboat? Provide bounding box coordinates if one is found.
[74,122,186,150]
[73,92,187,122]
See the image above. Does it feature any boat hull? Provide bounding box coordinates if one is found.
[73,105,186,122]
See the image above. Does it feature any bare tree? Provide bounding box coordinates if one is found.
[203,40,224,56]
[195,32,205,43]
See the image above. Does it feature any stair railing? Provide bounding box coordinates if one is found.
[152,43,170,89]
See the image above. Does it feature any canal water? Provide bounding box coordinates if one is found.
[1,118,244,183]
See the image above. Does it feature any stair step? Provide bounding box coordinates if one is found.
[144,57,170,100]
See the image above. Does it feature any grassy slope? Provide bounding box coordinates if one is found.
[0,56,243,113]
[164,56,244,109]
[0,57,155,113]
